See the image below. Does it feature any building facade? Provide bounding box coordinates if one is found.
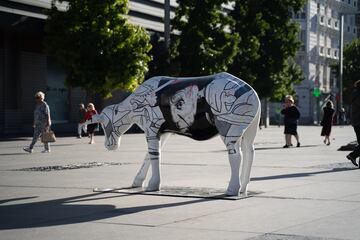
[292,0,358,124]
[0,0,176,135]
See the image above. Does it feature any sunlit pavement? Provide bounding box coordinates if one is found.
[0,125,359,240]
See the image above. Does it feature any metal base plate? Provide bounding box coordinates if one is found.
[93,186,260,200]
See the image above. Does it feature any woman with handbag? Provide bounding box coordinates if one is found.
[85,103,98,144]
[23,91,52,153]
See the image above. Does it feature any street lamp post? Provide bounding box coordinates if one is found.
[339,13,344,110]
[164,0,171,50]
[338,11,359,110]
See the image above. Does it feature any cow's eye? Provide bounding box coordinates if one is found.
[175,99,184,110]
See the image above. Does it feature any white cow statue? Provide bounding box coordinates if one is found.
[91,72,261,196]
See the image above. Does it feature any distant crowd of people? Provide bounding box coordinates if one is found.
[23,92,100,153]
[277,79,360,168]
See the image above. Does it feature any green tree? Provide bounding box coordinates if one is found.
[45,0,152,98]
[273,60,304,99]
[171,0,240,76]
[344,38,360,91]
[229,0,306,100]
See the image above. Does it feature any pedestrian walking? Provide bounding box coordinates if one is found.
[23,91,52,153]
[85,103,98,144]
[347,80,360,167]
[339,107,347,126]
[77,103,87,138]
[281,95,301,148]
[320,100,335,145]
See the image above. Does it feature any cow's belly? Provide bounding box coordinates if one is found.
[161,114,219,141]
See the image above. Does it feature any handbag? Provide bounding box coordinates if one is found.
[41,130,56,143]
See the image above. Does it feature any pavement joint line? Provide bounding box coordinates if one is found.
[254,194,360,203]
[247,233,348,240]
[157,194,358,229]
[157,199,267,228]
[94,221,156,228]
[158,224,266,235]
[95,221,267,236]
[157,212,224,227]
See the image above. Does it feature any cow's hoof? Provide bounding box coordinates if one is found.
[240,185,248,194]
[226,188,239,196]
[147,177,160,192]
[239,191,248,196]
[131,179,144,188]
[146,186,160,192]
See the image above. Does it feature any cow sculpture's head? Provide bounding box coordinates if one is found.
[169,85,198,132]
[97,105,132,151]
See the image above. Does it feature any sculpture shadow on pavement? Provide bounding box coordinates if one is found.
[0,192,213,230]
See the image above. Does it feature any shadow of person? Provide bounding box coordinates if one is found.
[251,166,358,182]
[0,191,211,230]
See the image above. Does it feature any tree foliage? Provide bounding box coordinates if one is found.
[45,0,152,98]
[343,38,360,91]
[229,0,306,100]
[273,60,304,99]
[171,0,240,76]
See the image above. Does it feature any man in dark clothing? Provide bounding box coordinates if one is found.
[347,80,360,167]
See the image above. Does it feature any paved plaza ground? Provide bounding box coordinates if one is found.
[0,125,359,240]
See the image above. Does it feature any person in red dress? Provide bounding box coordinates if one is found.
[84,103,98,144]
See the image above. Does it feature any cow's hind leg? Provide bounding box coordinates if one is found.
[240,111,260,194]
[222,135,242,196]
[132,134,171,188]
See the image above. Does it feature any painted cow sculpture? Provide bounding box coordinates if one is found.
[93,72,260,196]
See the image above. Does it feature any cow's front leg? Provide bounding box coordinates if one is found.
[132,153,151,188]
[132,134,170,188]
[146,137,161,191]
[223,137,241,196]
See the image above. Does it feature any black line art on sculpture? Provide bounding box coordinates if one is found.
[88,72,261,196]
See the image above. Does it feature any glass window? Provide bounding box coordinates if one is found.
[46,58,69,123]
